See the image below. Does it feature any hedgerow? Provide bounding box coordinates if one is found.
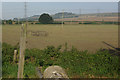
[2,43,120,78]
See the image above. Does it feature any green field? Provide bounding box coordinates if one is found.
[2,24,118,52]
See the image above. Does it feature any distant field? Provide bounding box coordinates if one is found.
[55,16,118,22]
[2,24,118,52]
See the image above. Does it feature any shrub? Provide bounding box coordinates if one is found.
[2,43,120,78]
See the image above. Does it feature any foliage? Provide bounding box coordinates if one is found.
[38,13,53,24]
[3,63,18,78]
[2,43,120,78]
[24,62,37,78]
[2,43,15,64]
[6,20,13,24]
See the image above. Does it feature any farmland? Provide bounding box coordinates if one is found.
[2,2,119,78]
[2,24,119,78]
[2,24,118,52]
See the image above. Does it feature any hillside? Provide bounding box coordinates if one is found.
[51,12,79,19]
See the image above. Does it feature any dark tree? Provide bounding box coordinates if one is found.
[6,20,12,24]
[39,13,53,24]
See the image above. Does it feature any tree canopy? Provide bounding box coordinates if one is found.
[39,13,53,24]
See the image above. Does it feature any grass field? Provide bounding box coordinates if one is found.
[2,24,118,52]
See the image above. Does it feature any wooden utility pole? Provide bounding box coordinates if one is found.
[79,8,81,17]
[62,10,64,28]
[18,2,27,78]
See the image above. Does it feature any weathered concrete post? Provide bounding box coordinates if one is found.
[13,50,17,63]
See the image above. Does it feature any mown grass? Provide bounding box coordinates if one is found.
[2,43,120,78]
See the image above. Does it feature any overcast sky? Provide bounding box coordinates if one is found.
[2,2,118,20]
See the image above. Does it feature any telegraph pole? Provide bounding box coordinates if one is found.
[62,10,64,28]
[18,18,19,24]
[97,9,100,17]
[79,8,81,16]
[79,8,82,22]
[18,2,27,78]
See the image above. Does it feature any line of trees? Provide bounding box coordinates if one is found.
[2,13,53,25]
[2,20,23,24]
[2,20,13,24]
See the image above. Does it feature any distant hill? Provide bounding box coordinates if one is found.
[17,15,40,21]
[80,12,118,17]
[51,12,79,19]
[13,12,118,21]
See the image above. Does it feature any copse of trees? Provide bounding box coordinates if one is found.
[38,13,53,24]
